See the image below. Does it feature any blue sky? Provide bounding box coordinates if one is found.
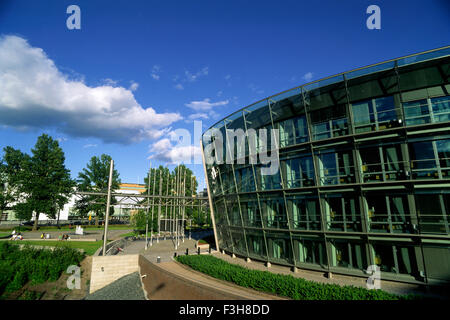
[0,0,449,191]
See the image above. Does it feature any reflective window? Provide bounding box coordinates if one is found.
[286,195,321,230]
[408,139,450,179]
[317,150,355,185]
[415,192,449,234]
[266,233,293,264]
[359,144,406,182]
[330,240,367,270]
[310,105,348,141]
[351,96,401,133]
[323,194,362,232]
[235,166,255,192]
[431,96,450,122]
[246,232,266,259]
[260,195,288,229]
[277,116,309,147]
[293,237,327,267]
[403,99,431,125]
[366,193,413,234]
[240,198,262,228]
[371,243,419,276]
[281,156,315,188]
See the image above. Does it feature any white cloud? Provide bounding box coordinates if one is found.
[83,144,98,148]
[0,35,182,144]
[184,67,209,82]
[174,83,184,90]
[151,65,161,80]
[185,98,228,112]
[102,78,118,86]
[129,81,139,91]
[149,138,202,164]
[185,98,228,122]
[188,113,209,120]
[302,72,314,82]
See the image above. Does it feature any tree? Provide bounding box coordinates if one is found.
[0,147,27,220]
[142,164,199,230]
[75,154,121,226]
[15,134,74,230]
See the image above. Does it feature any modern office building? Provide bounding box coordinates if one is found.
[202,46,450,285]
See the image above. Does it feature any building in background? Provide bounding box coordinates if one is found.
[202,46,450,285]
[0,183,147,224]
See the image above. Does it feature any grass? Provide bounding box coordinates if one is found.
[0,233,11,238]
[176,255,422,300]
[17,240,103,256]
[0,224,132,232]
[119,231,138,238]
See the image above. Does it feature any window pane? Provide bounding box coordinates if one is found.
[431,95,450,123]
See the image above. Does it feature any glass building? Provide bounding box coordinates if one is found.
[202,46,450,285]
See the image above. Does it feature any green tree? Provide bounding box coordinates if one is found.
[142,164,199,230]
[15,134,74,230]
[75,154,121,226]
[2,136,73,229]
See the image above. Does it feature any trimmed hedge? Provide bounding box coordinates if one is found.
[176,255,420,300]
[0,242,85,297]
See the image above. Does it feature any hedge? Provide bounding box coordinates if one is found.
[176,254,421,300]
[0,241,85,298]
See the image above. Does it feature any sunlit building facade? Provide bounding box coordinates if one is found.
[202,46,450,285]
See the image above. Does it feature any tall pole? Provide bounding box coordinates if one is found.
[164,169,169,239]
[150,167,157,246]
[145,164,151,250]
[102,159,114,256]
[182,169,186,243]
[200,139,220,252]
[157,168,163,243]
[174,167,179,250]
[190,175,194,240]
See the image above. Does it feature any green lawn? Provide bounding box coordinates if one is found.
[17,240,103,256]
[0,233,11,238]
[0,225,132,233]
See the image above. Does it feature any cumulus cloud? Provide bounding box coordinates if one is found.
[0,35,182,144]
[149,137,202,164]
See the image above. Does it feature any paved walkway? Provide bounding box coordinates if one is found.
[3,229,132,241]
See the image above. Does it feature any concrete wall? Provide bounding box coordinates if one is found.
[90,254,139,293]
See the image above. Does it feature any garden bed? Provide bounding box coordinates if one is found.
[176,255,421,300]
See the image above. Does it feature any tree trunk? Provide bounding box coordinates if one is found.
[33,212,39,231]
[95,213,99,226]
[57,209,61,229]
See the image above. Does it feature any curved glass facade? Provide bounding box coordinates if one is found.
[202,46,450,285]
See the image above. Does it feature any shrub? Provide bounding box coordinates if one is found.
[176,255,420,300]
[0,242,85,297]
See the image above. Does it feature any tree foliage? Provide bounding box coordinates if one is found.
[75,154,121,225]
[2,135,74,229]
